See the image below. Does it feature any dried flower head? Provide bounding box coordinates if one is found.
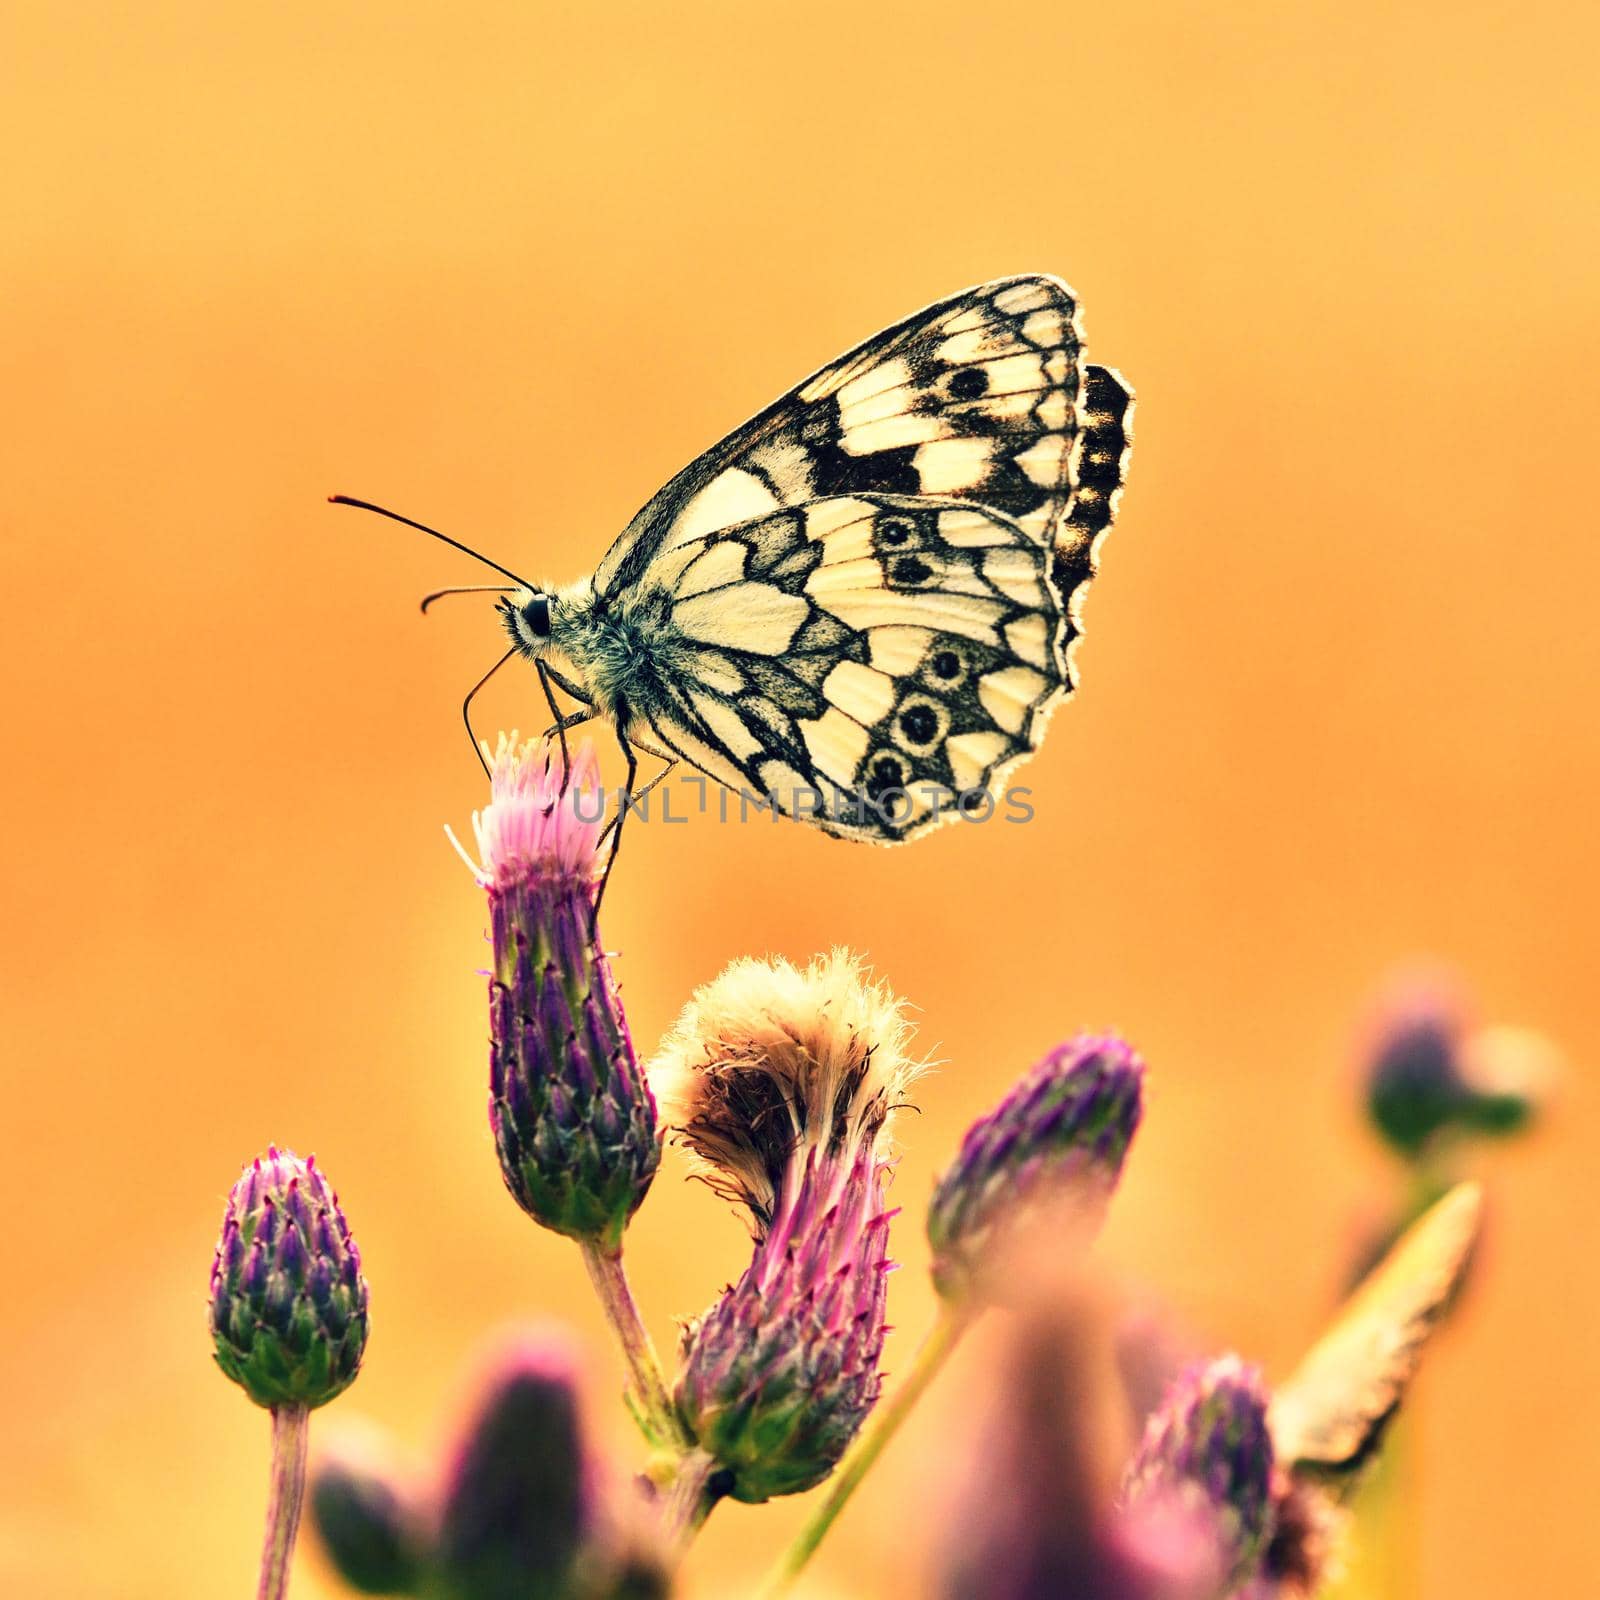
[650,947,918,1232]
[655,950,917,1501]
[927,1033,1144,1303]
[454,733,659,1250]
[1123,1357,1276,1589]
[209,1147,369,1410]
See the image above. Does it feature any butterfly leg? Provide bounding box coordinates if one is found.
[590,721,678,931]
[536,660,596,794]
[463,648,517,777]
[591,727,637,933]
[597,742,678,851]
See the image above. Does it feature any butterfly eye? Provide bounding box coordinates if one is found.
[929,649,963,682]
[521,595,551,637]
[877,516,917,548]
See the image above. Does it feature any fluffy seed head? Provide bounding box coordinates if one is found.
[650,948,919,1233]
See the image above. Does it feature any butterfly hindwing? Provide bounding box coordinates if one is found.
[624,493,1067,840]
[1268,1183,1483,1487]
[594,276,1111,603]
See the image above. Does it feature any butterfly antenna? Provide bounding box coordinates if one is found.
[419,584,514,614]
[329,495,537,590]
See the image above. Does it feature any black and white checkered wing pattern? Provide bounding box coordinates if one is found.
[593,275,1132,678]
[624,494,1068,840]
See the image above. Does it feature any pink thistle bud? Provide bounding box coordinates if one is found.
[651,950,919,1501]
[208,1147,369,1411]
[452,734,659,1249]
[927,1033,1144,1304]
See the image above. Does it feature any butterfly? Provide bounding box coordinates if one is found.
[1269,1180,1483,1487]
[336,275,1132,889]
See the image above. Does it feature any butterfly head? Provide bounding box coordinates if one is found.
[499,587,554,656]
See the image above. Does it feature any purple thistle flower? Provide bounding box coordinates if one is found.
[652,950,919,1502]
[435,1332,594,1600]
[1122,1356,1276,1588]
[453,734,660,1250]
[927,1033,1144,1304]
[209,1147,369,1410]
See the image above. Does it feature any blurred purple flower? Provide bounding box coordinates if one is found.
[1122,1357,1276,1589]
[927,1033,1144,1304]
[940,1297,1223,1600]
[435,1332,594,1600]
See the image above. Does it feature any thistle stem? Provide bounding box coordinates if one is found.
[659,1446,728,1550]
[762,1303,972,1595]
[256,1402,311,1600]
[580,1240,690,1451]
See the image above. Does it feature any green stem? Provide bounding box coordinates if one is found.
[658,1446,727,1551]
[762,1303,972,1596]
[580,1240,691,1451]
[256,1402,310,1600]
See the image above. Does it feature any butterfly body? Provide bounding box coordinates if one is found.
[497,275,1133,841]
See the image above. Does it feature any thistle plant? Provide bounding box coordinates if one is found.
[451,734,677,1447]
[206,715,1521,1600]
[650,950,917,1528]
[210,1146,369,1600]
[937,1294,1227,1600]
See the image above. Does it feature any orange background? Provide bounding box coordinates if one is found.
[3,4,1596,1595]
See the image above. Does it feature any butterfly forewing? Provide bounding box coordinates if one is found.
[595,276,1109,593]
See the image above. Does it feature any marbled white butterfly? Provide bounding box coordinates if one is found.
[337,275,1132,863]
